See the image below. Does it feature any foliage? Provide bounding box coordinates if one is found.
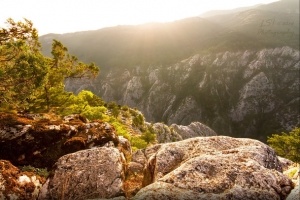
[141,130,156,144]
[0,19,100,113]
[286,168,298,179]
[112,107,120,118]
[34,40,99,112]
[109,118,131,140]
[130,136,148,150]
[0,18,48,109]
[81,106,106,120]
[267,127,300,163]
[21,165,49,178]
[0,18,156,157]
[132,114,144,127]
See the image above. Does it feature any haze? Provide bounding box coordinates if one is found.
[1,0,279,36]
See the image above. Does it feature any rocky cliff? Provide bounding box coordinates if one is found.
[65,46,300,141]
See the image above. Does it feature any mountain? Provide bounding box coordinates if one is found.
[199,4,263,18]
[39,0,299,142]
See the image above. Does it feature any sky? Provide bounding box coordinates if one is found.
[1,0,279,36]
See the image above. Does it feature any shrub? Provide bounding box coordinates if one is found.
[130,136,148,149]
[267,127,300,163]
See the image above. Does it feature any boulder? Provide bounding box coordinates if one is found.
[132,136,294,200]
[0,113,119,169]
[0,160,44,200]
[38,147,126,199]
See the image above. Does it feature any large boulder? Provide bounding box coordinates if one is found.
[38,147,126,199]
[132,136,294,200]
[0,113,119,169]
[0,160,44,200]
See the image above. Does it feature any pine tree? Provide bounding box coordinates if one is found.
[0,18,48,110]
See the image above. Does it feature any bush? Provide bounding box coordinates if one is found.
[267,127,300,163]
[81,106,107,120]
[141,130,156,144]
[130,136,148,149]
[110,119,131,139]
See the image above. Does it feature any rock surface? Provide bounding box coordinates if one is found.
[0,113,119,169]
[62,46,300,141]
[132,136,294,200]
[38,147,126,200]
[0,160,44,200]
[150,121,217,143]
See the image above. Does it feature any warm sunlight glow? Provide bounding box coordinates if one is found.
[1,0,279,35]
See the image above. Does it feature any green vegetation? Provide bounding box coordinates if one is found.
[0,19,48,110]
[286,168,298,179]
[0,18,99,113]
[21,165,49,178]
[130,137,148,151]
[0,18,156,151]
[267,127,300,163]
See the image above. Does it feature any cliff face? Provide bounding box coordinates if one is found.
[66,46,300,141]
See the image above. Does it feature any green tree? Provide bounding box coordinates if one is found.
[107,101,117,109]
[267,127,300,163]
[37,40,99,112]
[0,18,48,110]
[130,136,148,150]
[141,130,156,144]
[112,107,120,118]
[133,114,144,126]
[0,19,100,113]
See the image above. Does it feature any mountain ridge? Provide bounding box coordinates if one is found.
[39,0,299,141]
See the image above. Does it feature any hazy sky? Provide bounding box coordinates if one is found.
[1,0,279,36]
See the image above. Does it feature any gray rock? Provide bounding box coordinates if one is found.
[170,121,217,139]
[128,162,144,174]
[39,147,125,200]
[278,156,296,171]
[132,136,294,200]
[118,136,132,156]
[151,121,217,143]
[131,150,147,166]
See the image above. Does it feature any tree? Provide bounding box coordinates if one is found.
[133,114,144,126]
[112,107,120,118]
[141,130,156,144]
[36,40,99,112]
[267,127,300,163]
[0,19,100,113]
[0,18,48,110]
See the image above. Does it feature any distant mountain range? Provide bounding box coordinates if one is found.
[199,4,263,18]
[39,0,299,142]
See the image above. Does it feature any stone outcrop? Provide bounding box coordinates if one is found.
[0,160,44,200]
[170,122,217,139]
[131,136,294,200]
[150,121,217,143]
[38,147,126,200]
[0,113,119,169]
